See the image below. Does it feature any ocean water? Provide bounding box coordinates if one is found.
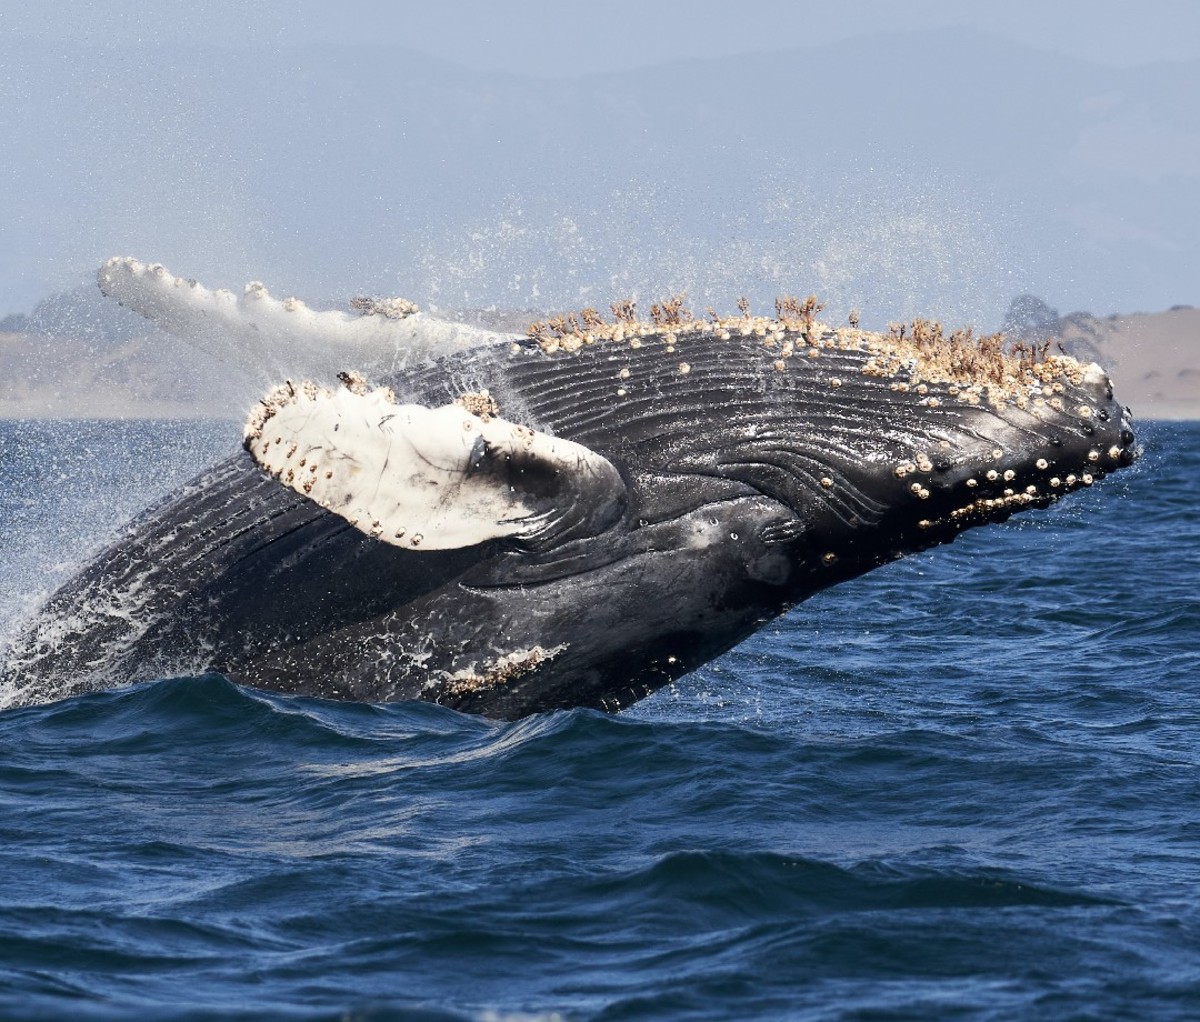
[0,418,1196,1021]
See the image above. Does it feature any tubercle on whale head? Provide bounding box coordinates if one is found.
[770,357,1137,595]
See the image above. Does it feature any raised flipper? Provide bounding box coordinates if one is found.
[98,256,517,379]
[243,376,628,551]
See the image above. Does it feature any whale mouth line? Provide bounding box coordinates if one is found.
[459,492,791,593]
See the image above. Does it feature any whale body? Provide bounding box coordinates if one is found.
[1,264,1138,717]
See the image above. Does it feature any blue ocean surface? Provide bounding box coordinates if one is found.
[0,418,1196,1021]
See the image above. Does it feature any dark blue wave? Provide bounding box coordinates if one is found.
[0,421,1197,1020]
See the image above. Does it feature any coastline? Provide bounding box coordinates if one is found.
[1,302,1195,422]
[0,400,240,421]
[0,399,1193,423]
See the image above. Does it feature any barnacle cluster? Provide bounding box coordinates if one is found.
[454,389,500,422]
[437,644,567,698]
[349,295,419,320]
[525,295,1096,413]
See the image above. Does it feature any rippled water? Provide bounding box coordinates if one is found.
[0,419,1197,1020]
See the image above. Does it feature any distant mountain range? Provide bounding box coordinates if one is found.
[0,288,1194,420]
[1,27,1197,328]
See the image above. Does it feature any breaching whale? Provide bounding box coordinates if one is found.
[0,259,1138,717]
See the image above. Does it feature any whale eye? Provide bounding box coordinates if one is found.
[465,436,491,475]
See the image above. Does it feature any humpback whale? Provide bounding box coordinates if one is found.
[0,260,1138,717]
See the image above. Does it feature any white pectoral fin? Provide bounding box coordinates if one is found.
[243,380,627,550]
[98,256,514,378]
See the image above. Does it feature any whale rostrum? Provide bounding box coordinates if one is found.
[0,260,1139,717]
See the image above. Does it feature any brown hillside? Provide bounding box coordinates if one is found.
[0,331,246,419]
[1056,306,1199,420]
[1,305,1196,420]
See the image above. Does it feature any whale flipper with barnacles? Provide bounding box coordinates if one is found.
[244,375,627,552]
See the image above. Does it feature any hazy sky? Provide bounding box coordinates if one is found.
[5,0,1200,71]
[1,1,1196,322]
